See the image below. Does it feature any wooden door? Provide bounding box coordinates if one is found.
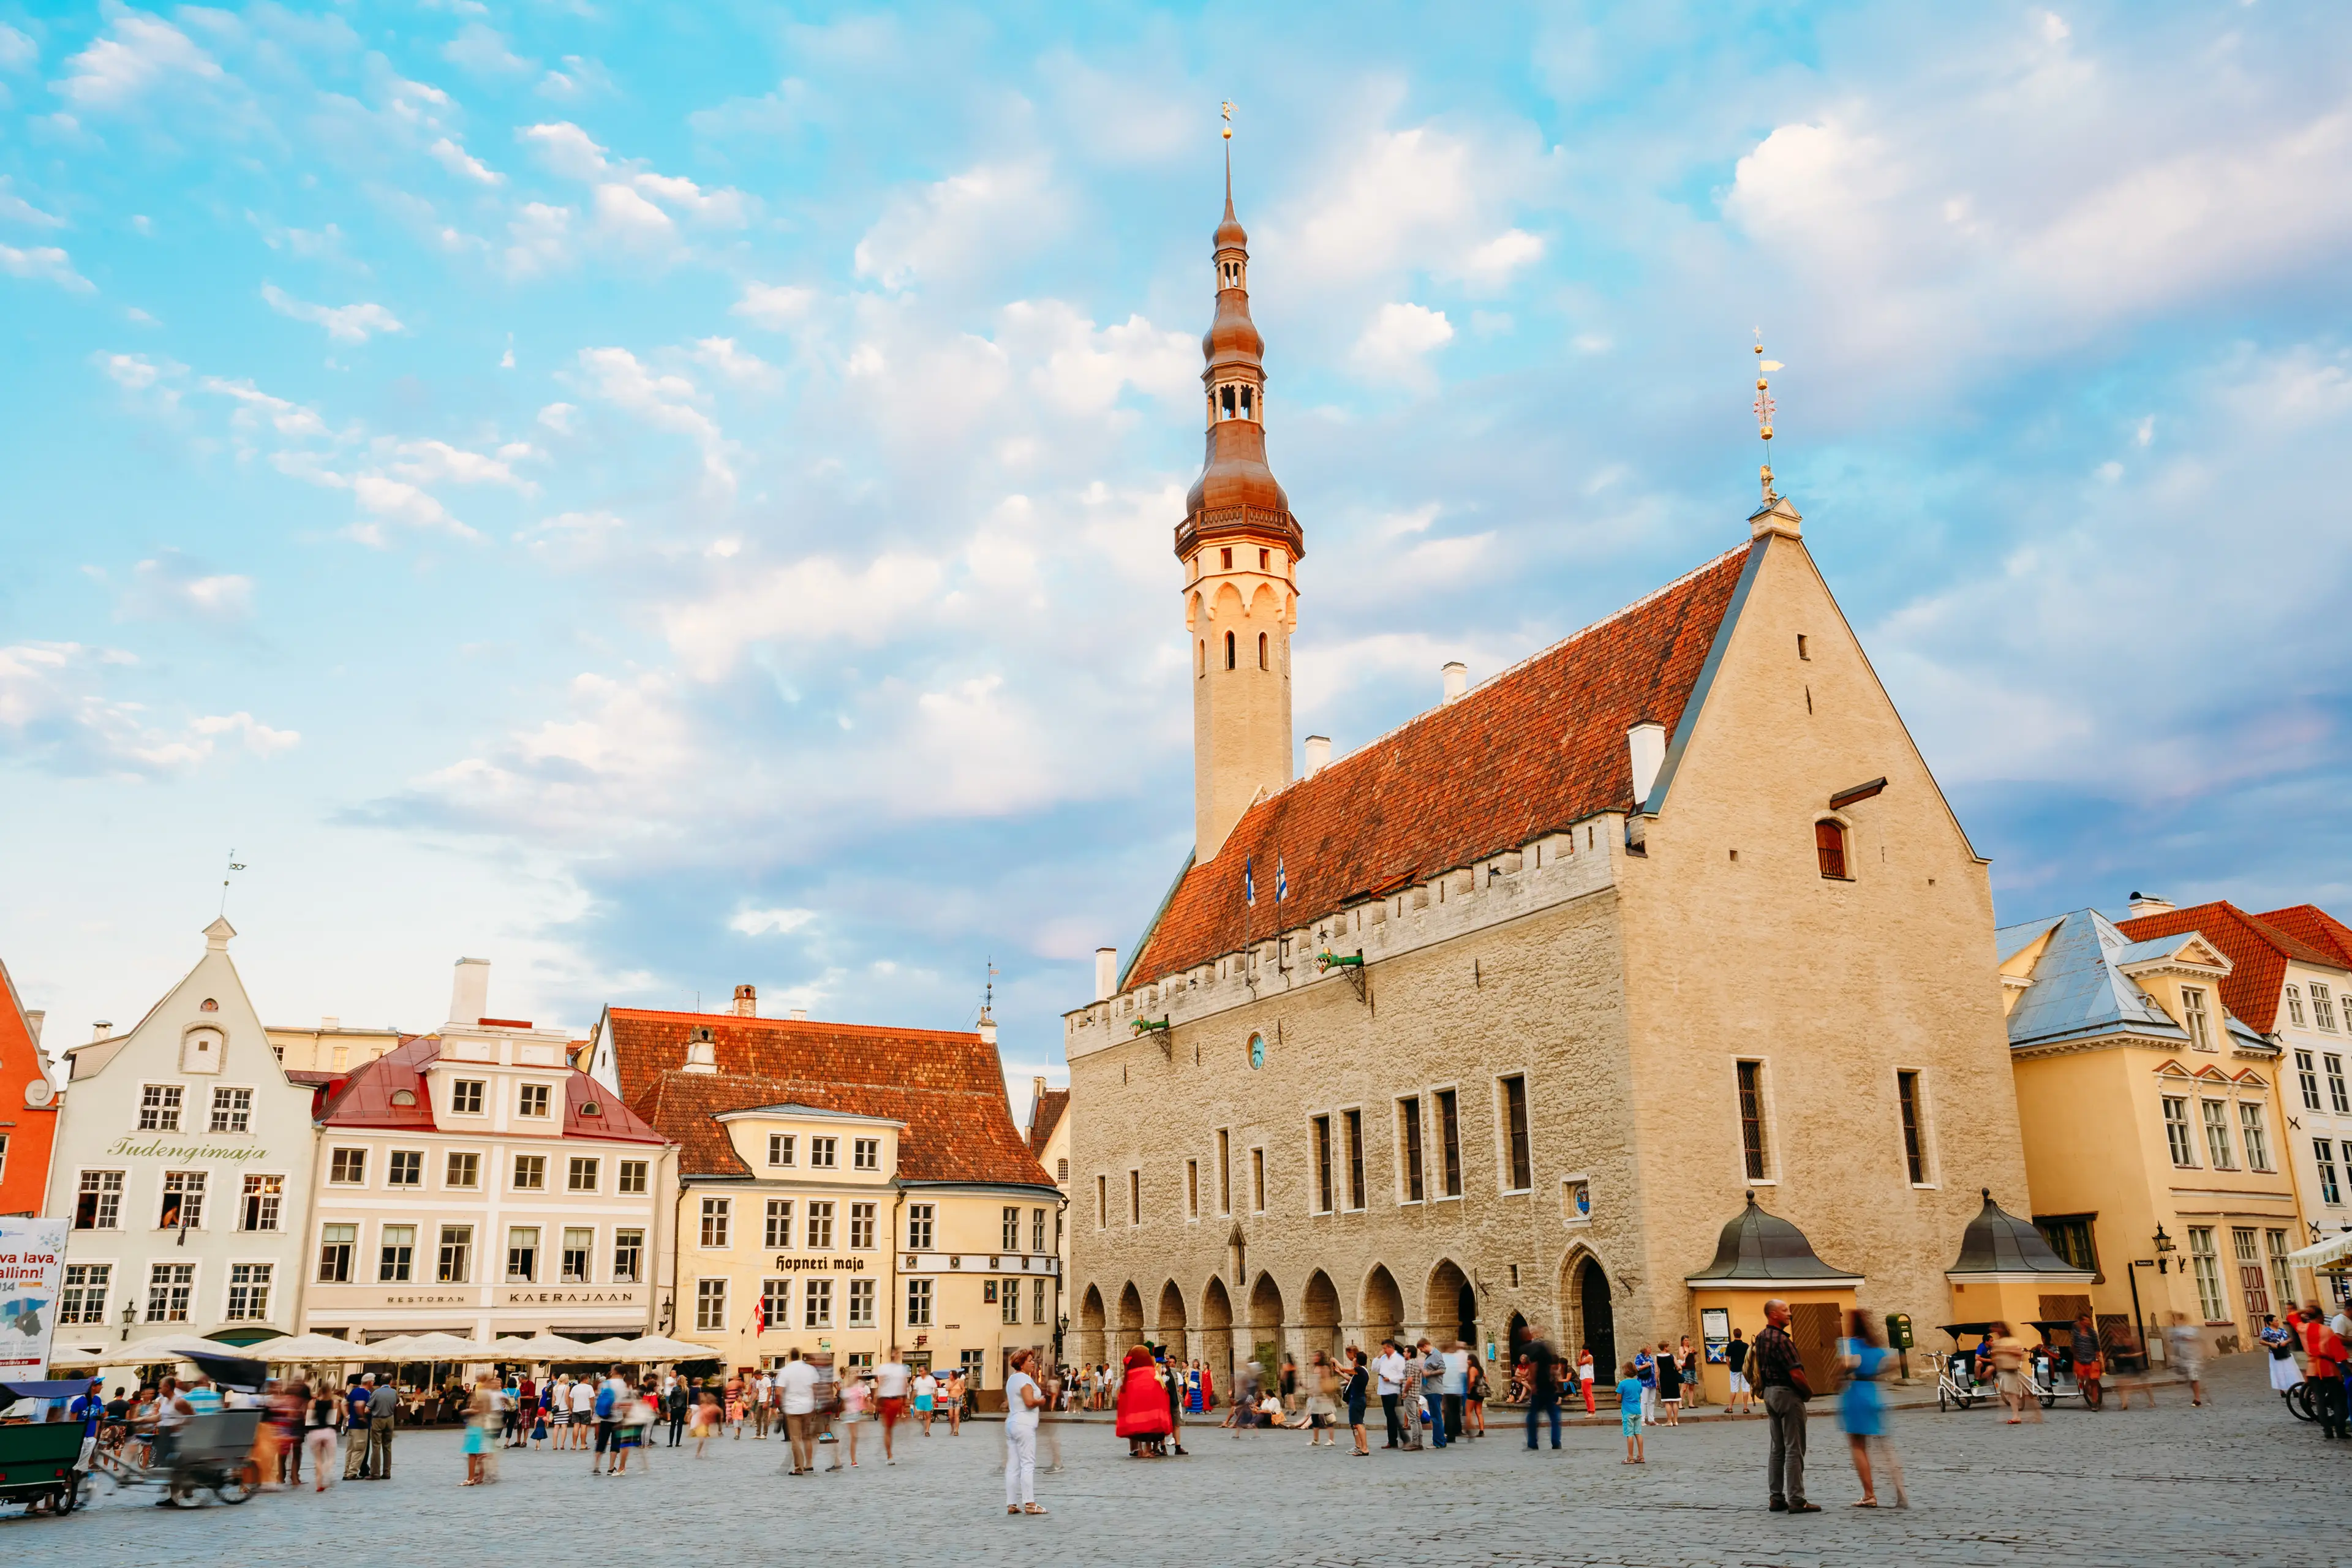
[1789,1303,1845,1396]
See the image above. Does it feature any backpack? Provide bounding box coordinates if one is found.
[594,1383,617,1420]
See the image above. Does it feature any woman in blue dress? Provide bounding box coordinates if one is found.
[1838,1310,1904,1507]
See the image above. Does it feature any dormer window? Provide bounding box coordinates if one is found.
[2182,986,2215,1050]
[2288,985,2307,1027]
[2314,984,2338,1031]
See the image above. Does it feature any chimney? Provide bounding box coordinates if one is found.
[1303,735,1331,777]
[92,1020,113,1042]
[682,1035,718,1074]
[1095,947,1118,1002]
[977,1013,997,1047]
[25,1010,42,1045]
[2128,891,2176,920]
[1627,721,1667,808]
[1031,1075,1047,1112]
[786,1008,809,1022]
[733,984,757,1018]
[1441,661,1468,704]
[320,1016,340,1033]
[448,957,491,1025]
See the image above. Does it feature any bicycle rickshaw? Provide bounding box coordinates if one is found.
[0,1381,94,1517]
[81,1350,266,1508]
[1929,1322,2070,1412]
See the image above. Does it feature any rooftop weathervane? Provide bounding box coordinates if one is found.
[1753,330,1783,503]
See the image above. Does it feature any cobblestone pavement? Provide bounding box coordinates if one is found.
[5,1352,2338,1567]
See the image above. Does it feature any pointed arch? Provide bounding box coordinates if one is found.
[1559,1246,1616,1373]
[1360,1264,1404,1343]
[1155,1279,1189,1359]
[1077,1283,1107,1368]
[1115,1280,1145,1347]
[1302,1268,1341,1360]
[1425,1257,1470,1341]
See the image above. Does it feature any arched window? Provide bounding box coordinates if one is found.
[2286,986,2306,1027]
[1240,386,1254,419]
[1225,631,1236,670]
[1220,385,1237,419]
[1258,631,1267,669]
[1815,820,1849,880]
[1197,639,1206,677]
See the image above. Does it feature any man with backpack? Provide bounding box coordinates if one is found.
[591,1365,626,1473]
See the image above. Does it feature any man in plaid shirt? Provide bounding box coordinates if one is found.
[1751,1300,1817,1513]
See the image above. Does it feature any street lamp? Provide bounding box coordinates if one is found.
[119,1300,136,1344]
[2152,1224,2176,1273]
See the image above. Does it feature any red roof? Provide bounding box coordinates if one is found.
[1026,1087,1069,1158]
[2254,905,2352,972]
[604,1008,1052,1188]
[1127,541,1754,984]
[2116,901,2348,1035]
[320,1033,663,1143]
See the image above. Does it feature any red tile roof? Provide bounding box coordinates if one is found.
[320,1033,664,1143]
[2253,905,2352,972]
[1126,541,1755,983]
[1026,1087,1069,1158]
[605,1008,1054,1189]
[2116,901,2348,1035]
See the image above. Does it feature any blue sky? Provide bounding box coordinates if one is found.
[4,2,2349,1112]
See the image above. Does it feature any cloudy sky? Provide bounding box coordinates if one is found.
[4,2,2348,1112]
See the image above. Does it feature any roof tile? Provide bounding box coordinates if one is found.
[2116,900,2346,1035]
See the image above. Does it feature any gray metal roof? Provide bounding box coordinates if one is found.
[2002,908,2192,1050]
[1684,1193,1861,1283]
[1948,1189,2095,1276]
[1994,913,2065,967]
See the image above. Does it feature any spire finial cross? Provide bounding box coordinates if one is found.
[1752,330,1784,503]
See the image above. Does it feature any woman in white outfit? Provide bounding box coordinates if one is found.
[1003,1348,1047,1516]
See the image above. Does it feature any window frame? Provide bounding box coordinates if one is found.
[327,1147,368,1186]
[1814,818,1850,880]
[511,1153,548,1191]
[317,1223,356,1284]
[767,1133,796,1168]
[505,1225,540,1284]
[1311,1114,1334,1214]
[2238,1099,2273,1172]
[138,1083,184,1133]
[1128,1167,1141,1225]
[567,1155,600,1193]
[806,1200,834,1250]
[618,1159,649,1194]
[516,1082,553,1118]
[238,1172,284,1232]
[437,1224,473,1284]
[2162,1095,2198,1167]
[1496,1073,1532,1195]
[2186,1226,2226,1324]
[379,1223,417,1283]
[2298,1050,2323,1111]
[850,1200,877,1251]
[2181,986,2215,1050]
[385,1148,424,1189]
[699,1196,732,1250]
[208,1085,254,1134]
[222,1261,273,1324]
[1736,1059,1775,1183]
[74,1169,125,1231]
[449,1079,486,1115]
[907,1202,935,1251]
[2199,1098,2236,1169]
[1433,1086,1463,1199]
[1251,1146,1267,1213]
[764,1198,794,1250]
[1185,1159,1200,1221]
[1895,1068,1936,1186]
[905,1276,933,1327]
[696,1277,729,1333]
[1397,1097,1425,1205]
[612,1227,644,1284]
[444,1150,481,1189]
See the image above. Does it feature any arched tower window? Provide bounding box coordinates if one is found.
[1221,258,1243,288]
[1225,630,1236,670]
[1815,820,1849,880]
[1258,631,1268,669]
[1239,385,1254,420]
[1220,385,1237,420]
[1197,639,1206,677]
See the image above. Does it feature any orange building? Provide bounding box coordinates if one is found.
[0,957,60,1217]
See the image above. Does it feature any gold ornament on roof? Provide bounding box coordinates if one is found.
[1752,331,1785,503]
[1221,100,1234,140]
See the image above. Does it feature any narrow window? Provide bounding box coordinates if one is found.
[1096,1174,1107,1228]
[437,1225,472,1283]
[804,1277,835,1328]
[2181,986,2214,1050]
[1186,1159,1199,1219]
[1197,640,1206,677]
[907,1203,935,1250]
[380,1224,415,1283]
[1501,1076,1531,1192]
[1220,385,1236,418]
[1258,631,1268,669]
[2239,1101,2272,1171]
[906,1278,933,1327]
[159,1170,206,1230]
[700,1197,731,1248]
[696,1278,729,1332]
[2266,1229,2298,1311]
[765,1199,793,1250]
[2315,984,2339,1031]
[850,1202,876,1250]
[2330,1053,2351,1112]
[2187,1227,2225,1322]
[1815,820,1848,879]
[1259,547,1269,570]
[2233,1226,2269,1318]
[1225,630,1235,669]
[1344,1109,1365,1210]
[1240,385,1254,418]
[806,1201,834,1248]
[1217,1129,1232,1214]
[1399,1098,1425,1202]
[2318,1139,2343,1205]
[318,1223,355,1283]
[2299,1050,2323,1111]
[1436,1089,1462,1197]
[613,1229,644,1283]
[1248,1146,1267,1211]
[1128,1169,1140,1224]
[1221,546,1232,570]
[2163,1096,2196,1166]
[2201,1099,2235,1168]
[1737,1061,1770,1180]
[505,1226,540,1283]
[1033,1207,1047,1250]
[239,1173,284,1231]
[846,1278,876,1325]
[1896,1070,1928,1183]
[2287,986,2307,1027]
[1797,634,1810,660]
[1313,1115,1333,1213]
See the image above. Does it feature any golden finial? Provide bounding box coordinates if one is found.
[1221,100,1234,140]
[1752,330,1784,502]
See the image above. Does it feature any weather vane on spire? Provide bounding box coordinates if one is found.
[1221,100,1235,139]
[1752,330,1783,503]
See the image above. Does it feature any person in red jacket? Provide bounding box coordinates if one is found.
[1114,1346,1172,1457]
[2302,1306,2347,1440]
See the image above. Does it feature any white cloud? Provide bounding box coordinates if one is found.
[100,353,167,391]
[502,203,573,279]
[570,347,735,493]
[0,23,35,73]
[261,284,404,344]
[428,137,503,185]
[54,12,224,111]
[590,182,676,246]
[0,179,64,228]
[997,301,1194,415]
[1351,301,1455,382]
[690,337,777,390]
[350,473,478,542]
[518,123,747,243]
[0,243,93,292]
[1287,123,1544,290]
[537,401,578,435]
[730,907,817,937]
[191,710,300,756]
[854,160,1055,290]
[521,120,609,182]
[386,439,538,493]
[120,553,255,625]
[662,552,945,679]
[198,375,327,437]
[732,281,816,329]
[1461,228,1545,286]
[442,22,532,77]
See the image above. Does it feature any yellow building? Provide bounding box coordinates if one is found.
[267,1017,404,1074]
[589,989,1065,1402]
[1999,907,2301,1361]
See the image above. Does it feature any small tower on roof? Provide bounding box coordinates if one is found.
[1183,104,1302,862]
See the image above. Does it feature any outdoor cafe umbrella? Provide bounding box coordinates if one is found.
[258,1333,369,1365]
[92,1333,241,1368]
[509,1330,598,1361]
[582,1335,710,1362]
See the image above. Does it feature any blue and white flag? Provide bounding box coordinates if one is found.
[1244,856,1256,906]
[1276,857,1287,902]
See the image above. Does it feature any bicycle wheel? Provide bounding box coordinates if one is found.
[2040,1387,2059,1410]
[167,1476,204,1507]
[2286,1382,2314,1422]
[1937,1385,1950,1412]
[214,1462,258,1505]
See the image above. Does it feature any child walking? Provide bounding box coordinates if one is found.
[1616,1362,1645,1463]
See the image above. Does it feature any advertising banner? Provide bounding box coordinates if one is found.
[0,1216,70,1376]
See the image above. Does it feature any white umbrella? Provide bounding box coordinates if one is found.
[586,1335,715,1361]
[260,1333,369,1364]
[397,1331,499,1359]
[505,1330,597,1359]
[43,1343,107,1368]
[92,1333,236,1367]
[2286,1228,2352,1272]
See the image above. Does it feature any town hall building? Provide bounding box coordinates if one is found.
[1062,168,2035,1388]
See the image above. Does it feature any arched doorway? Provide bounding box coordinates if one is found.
[1155,1280,1189,1359]
[1361,1264,1404,1345]
[1201,1275,1235,1396]
[1115,1281,1145,1348]
[1078,1284,1106,1368]
[1426,1258,1469,1343]
[1457,1280,1479,1356]
[1247,1272,1286,1389]
[1302,1270,1341,1361]
[1577,1259,1616,1373]
[1506,1311,1530,1379]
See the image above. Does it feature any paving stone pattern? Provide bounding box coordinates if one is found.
[4,1353,2337,1567]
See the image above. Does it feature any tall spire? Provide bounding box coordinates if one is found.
[1182,110,1300,862]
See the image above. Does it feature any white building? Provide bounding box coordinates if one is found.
[47,919,318,1346]
[301,959,670,1343]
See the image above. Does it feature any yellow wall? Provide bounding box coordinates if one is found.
[1688,1286,1855,1408]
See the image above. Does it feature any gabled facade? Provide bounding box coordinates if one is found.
[1062,174,2030,1385]
[2119,897,2352,1308]
[45,919,319,1345]
[1025,1079,1072,1295]
[1998,910,2301,1357]
[303,959,667,1343]
[0,955,60,1218]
